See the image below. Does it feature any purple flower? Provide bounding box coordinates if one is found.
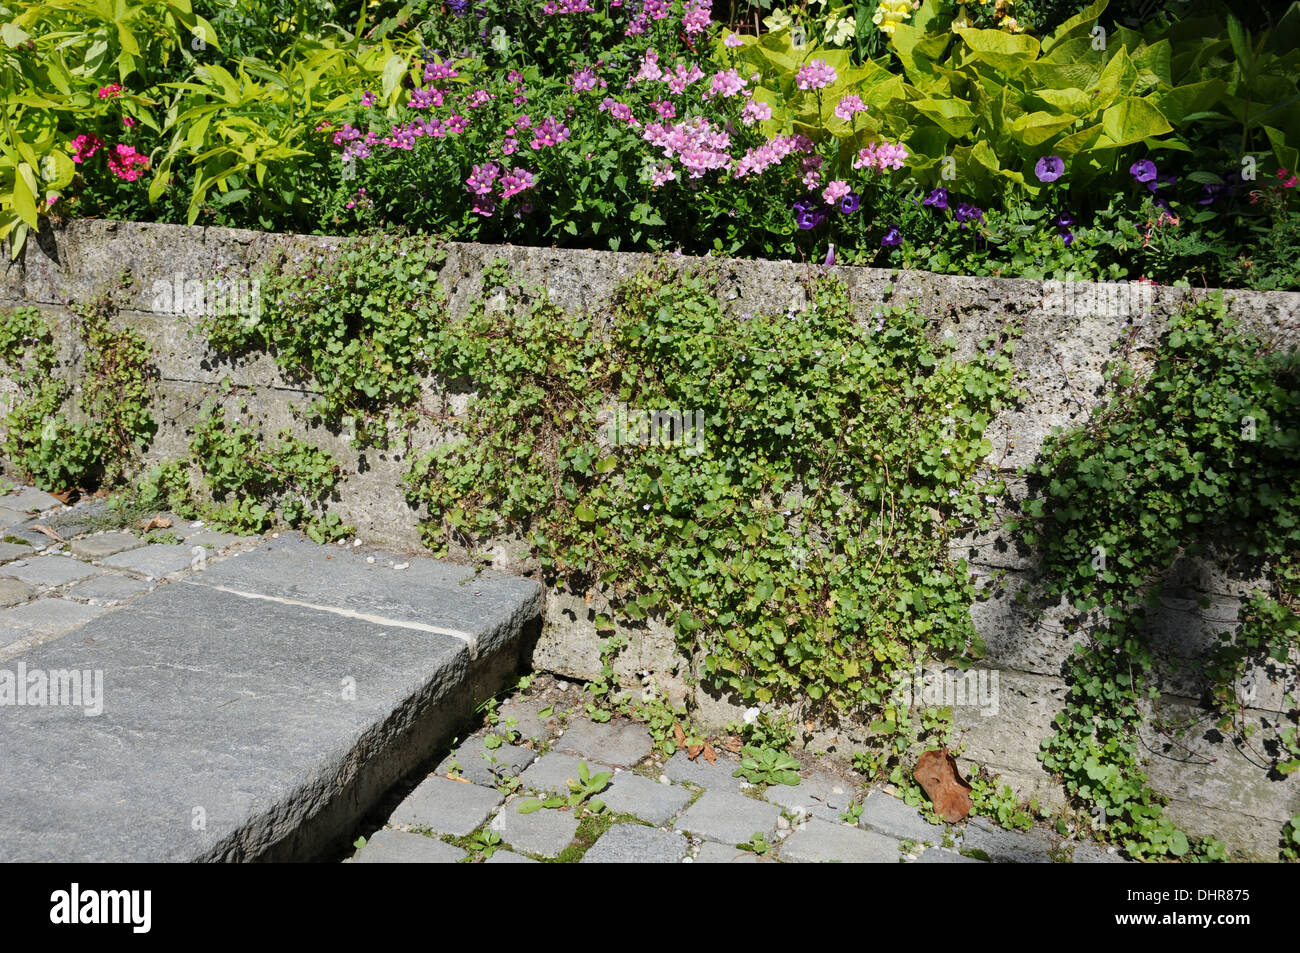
[1056,212,1074,227]
[954,202,983,224]
[1197,182,1227,205]
[448,0,470,14]
[1034,155,1065,183]
[1130,160,1158,184]
[923,187,949,210]
[838,191,861,214]
[881,226,901,247]
[1059,229,1074,246]
[792,198,825,230]
[1147,172,1178,193]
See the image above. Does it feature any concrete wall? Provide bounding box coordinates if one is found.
[3,219,1298,857]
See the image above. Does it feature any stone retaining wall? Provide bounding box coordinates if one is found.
[3,219,1298,857]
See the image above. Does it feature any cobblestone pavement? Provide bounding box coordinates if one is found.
[349,674,1130,864]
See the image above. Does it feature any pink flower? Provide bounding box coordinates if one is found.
[542,0,594,12]
[500,167,535,199]
[360,90,376,107]
[570,67,600,91]
[446,114,469,134]
[599,98,639,127]
[530,115,570,149]
[423,61,459,83]
[468,88,495,108]
[516,113,532,129]
[70,134,105,164]
[703,69,746,100]
[666,62,705,95]
[632,49,663,84]
[853,140,908,171]
[642,116,731,179]
[97,83,122,99]
[122,116,137,128]
[724,32,744,48]
[795,59,837,91]
[822,180,851,205]
[834,95,867,121]
[733,133,812,178]
[681,0,711,34]
[651,99,676,119]
[408,87,444,109]
[472,195,497,217]
[740,100,771,125]
[107,143,149,181]
[466,162,500,196]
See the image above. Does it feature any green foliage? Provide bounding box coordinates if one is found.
[1283,815,1300,861]
[968,777,1035,831]
[1016,295,1299,860]
[736,831,774,855]
[204,233,446,448]
[189,400,352,537]
[516,760,611,814]
[406,260,1019,721]
[0,301,155,490]
[733,745,802,786]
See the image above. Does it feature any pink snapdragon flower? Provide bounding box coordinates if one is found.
[681,0,711,33]
[642,116,732,178]
[666,62,705,95]
[360,90,376,107]
[853,141,908,171]
[466,163,500,196]
[703,69,746,100]
[530,115,570,148]
[822,180,851,205]
[724,32,744,48]
[740,100,771,125]
[733,134,813,178]
[499,167,535,199]
[834,95,867,121]
[795,59,837,91]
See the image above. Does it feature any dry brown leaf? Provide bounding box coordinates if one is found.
[445,774,471,784]
[913,747,972,822]
[687,744,703,761]
[673,722,687,750]
[30,524,64,542]
[48,489,74,504]
[724,735,742,753]
[142,515,172,531]
[700,743,717,764]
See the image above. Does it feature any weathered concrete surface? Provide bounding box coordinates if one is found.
[0,540,542,862]
[3,219,1299,857]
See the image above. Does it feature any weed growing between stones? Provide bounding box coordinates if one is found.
[0,298,156,489]
[404,256,1021,783]
[1014,296,1300,860]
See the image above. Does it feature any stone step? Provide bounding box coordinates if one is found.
[0,535,541,861]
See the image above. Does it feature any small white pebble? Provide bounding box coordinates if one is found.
[352,539,362,547]
[777,816,790,830]
[365,556,375,564]
[271,533,279,539]
[681,857,693,863]
[392,562,409,571]
[659,775,670,785]
[190,521,204,528]
[831,786,844,795]
[557,681,569,692]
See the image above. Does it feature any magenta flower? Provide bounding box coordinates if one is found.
[740,100,771,125]
[70,134,104,163]
[97,83,122,99]
[500,167,536,199]
[530,115,571,149]
[360,90,376,107]
[466,163,500,196]
[834,95,867,121]
[107,143,149,181]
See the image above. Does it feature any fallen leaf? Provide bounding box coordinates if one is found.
[687,744,703,761]
[48,489,74,504]
[724,735,742,753]
[913,748,972,822]
[142,515,172,531]
[30,524,64,542]
[673,722,687,750]
[445,774,471,784]
[700,743,717,764]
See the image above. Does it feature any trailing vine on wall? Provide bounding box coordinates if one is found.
[1014,296,1300,860]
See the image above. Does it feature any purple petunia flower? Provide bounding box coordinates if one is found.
[1035,155,1065,183]
[954,202,983,224]
[923,187,949,210]
[838,191,861,214]
[792,198,825,230]
[1056,212,1074,227]
[1197,182,1227,205]
[1059,229,1074,246]
[881,226,901,247]
[1130,160,1157,184]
